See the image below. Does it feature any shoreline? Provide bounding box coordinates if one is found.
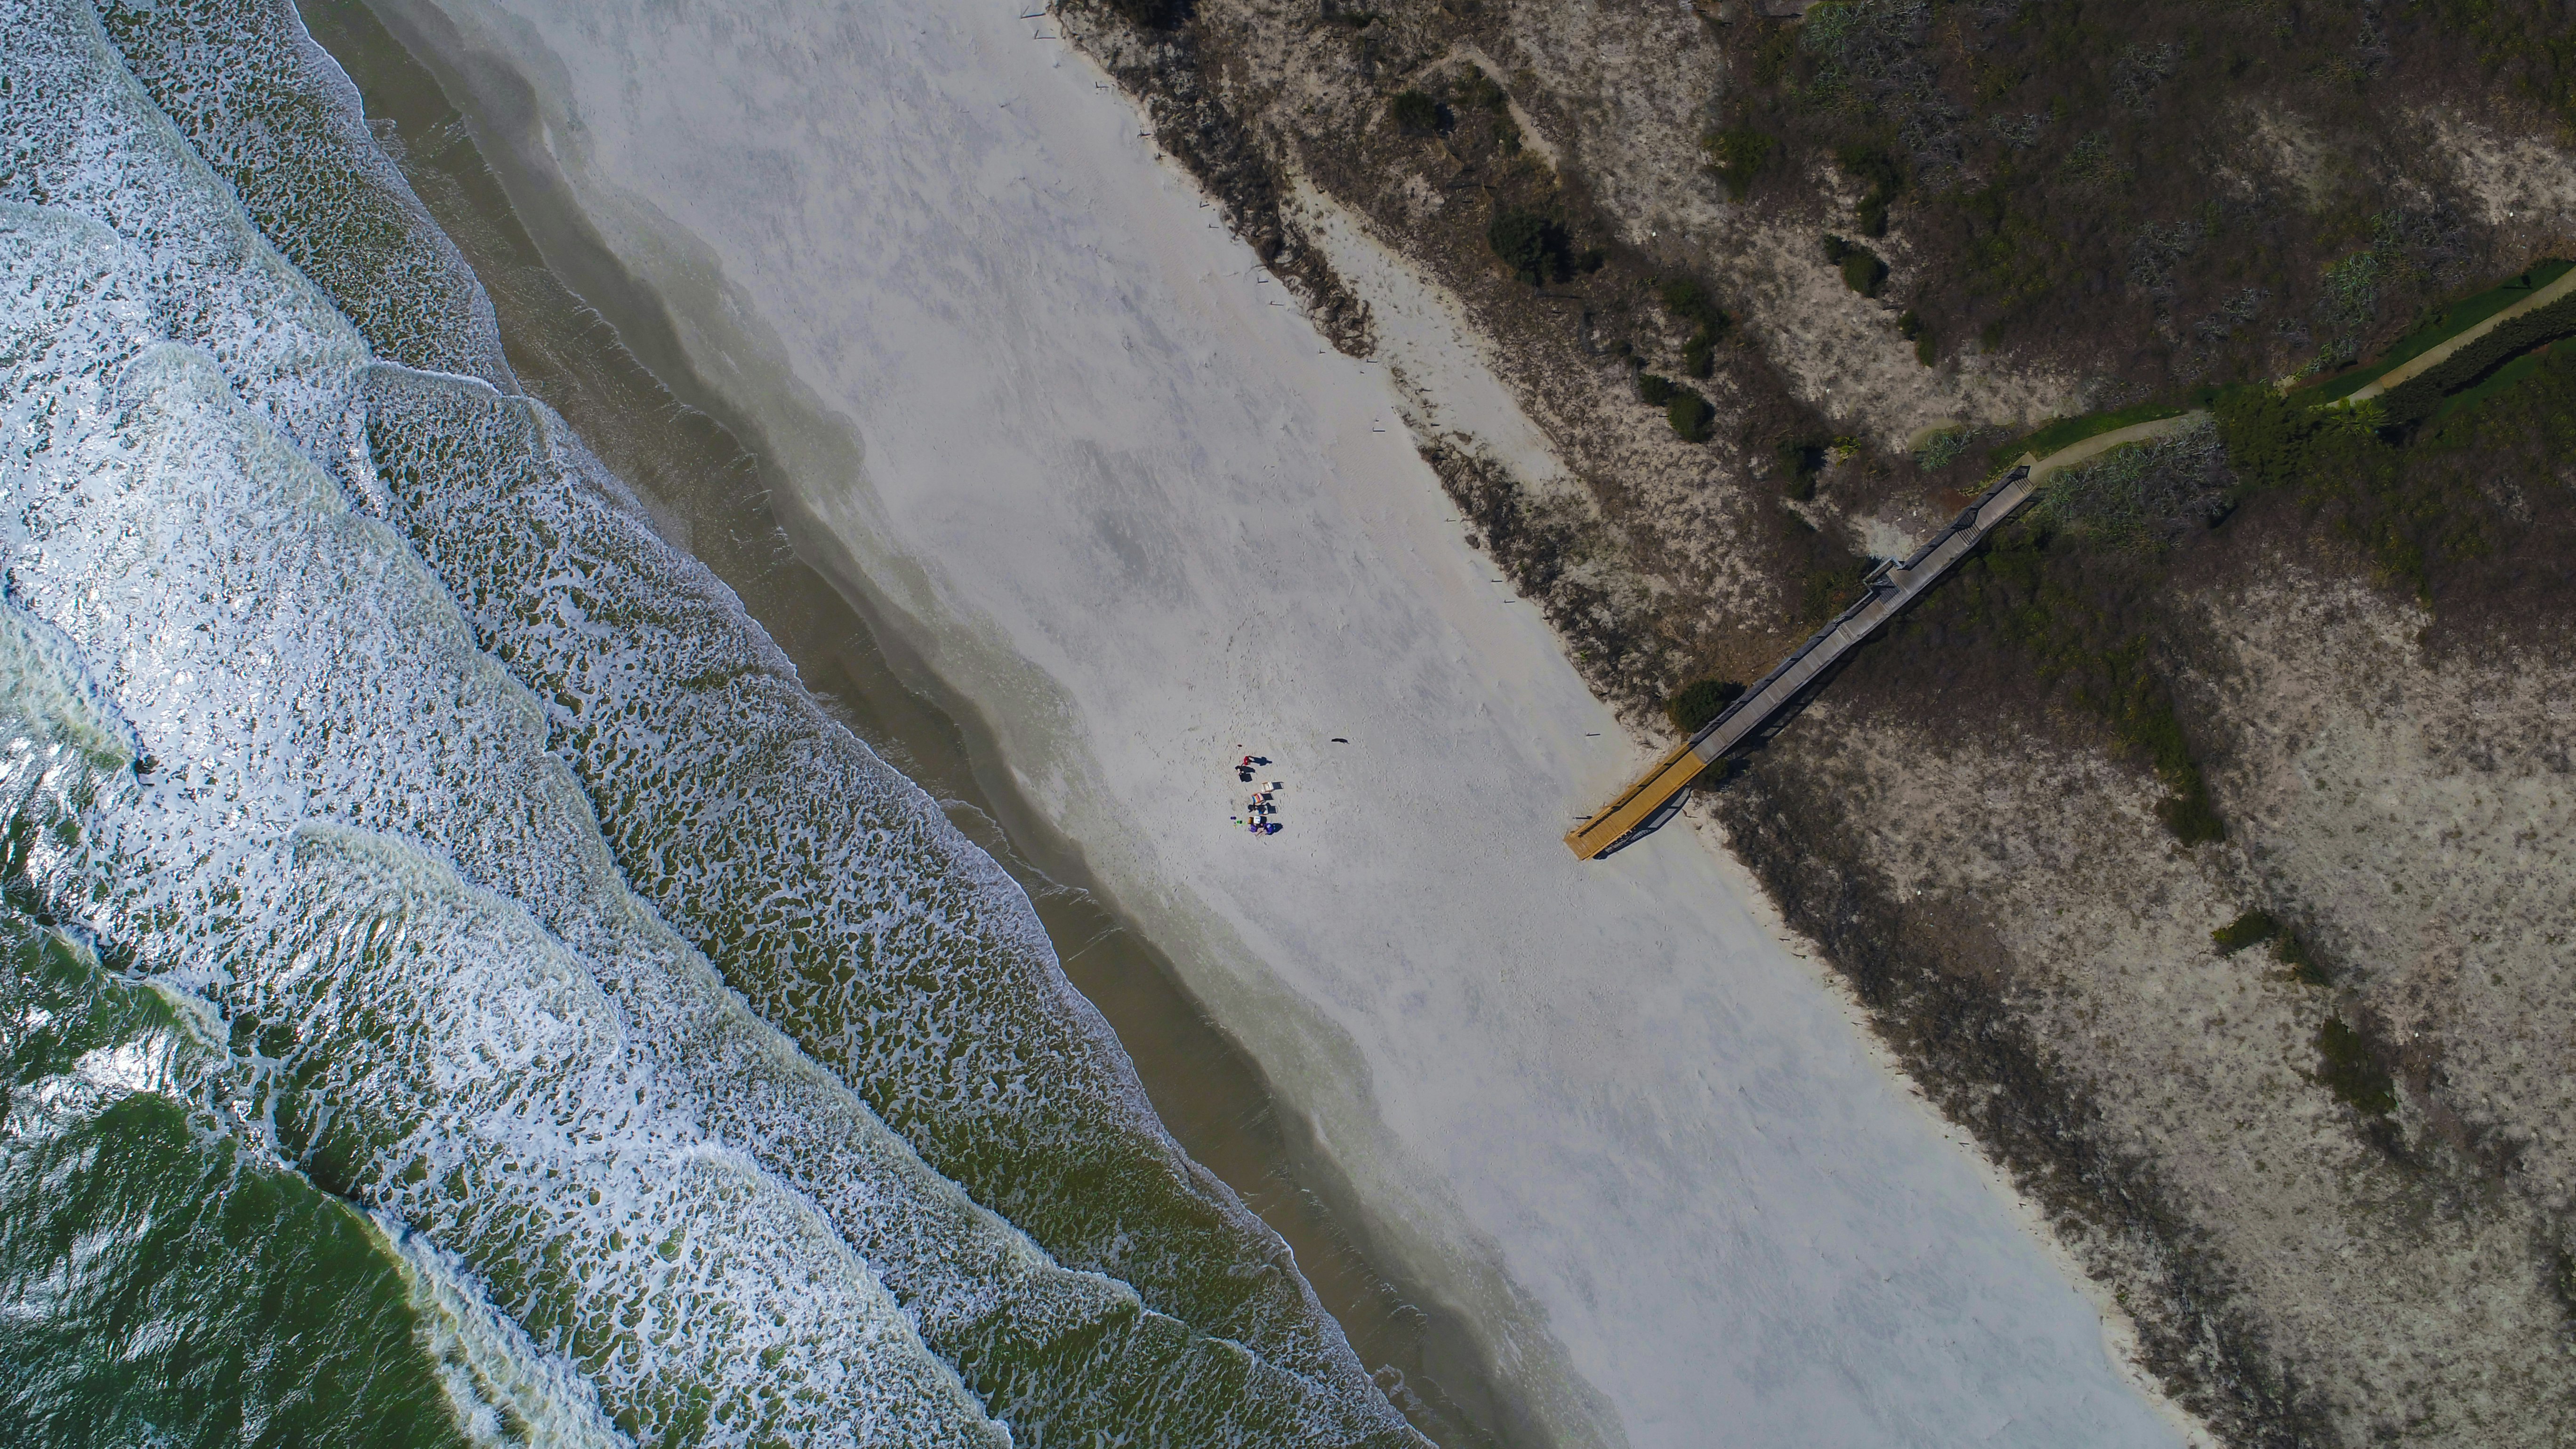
[343,0,2190,1443]
[300,4,1511,1442]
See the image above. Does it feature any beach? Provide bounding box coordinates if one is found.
[358,0,2188,1441]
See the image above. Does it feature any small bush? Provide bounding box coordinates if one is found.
[1666,677,1747,733]
[1661,277,1731,378]
[2212,385,2321,491]
[1897,308,1932,361]
[1667,389,1715,443]
[1799,562,1866,620]
[1389,89,1444,136]
[1487,207,1572,285]
[1637,373,1677,406]
[1835,144,1904,237]
[2316,1018,2397,1116]
[1704,126,1777,200]
[2212,909,2279,953]
[1822,234,1887,295]
[1104,0,1190,28]
[1842,250,1889,298]
[1777,437,1825,497]
[2275,931,2332,986]
[1453,68,1507,112]
[2162,788,2225,843]
[1914,428,1971,471]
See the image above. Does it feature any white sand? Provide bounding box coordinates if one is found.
[367,0,2186,1442]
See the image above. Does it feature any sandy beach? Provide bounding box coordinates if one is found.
[361,0,2186,1441]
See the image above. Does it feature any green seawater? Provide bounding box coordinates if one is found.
[0,808,468,1447]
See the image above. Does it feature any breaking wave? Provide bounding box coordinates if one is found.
[0,0,1417,1443]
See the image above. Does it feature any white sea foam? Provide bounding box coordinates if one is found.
[0,0,368,459]
[383,1221,637,1449]
[0,597,630,1449]
[0,201,1011,1441]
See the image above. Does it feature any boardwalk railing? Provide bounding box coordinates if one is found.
[1565,463,2040,860]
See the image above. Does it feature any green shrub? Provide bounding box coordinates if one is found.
[1898,309,1934,365]
[2212,910,2279,953]
[2316,1018,2397,1116]
[1835,144,1903,237]
[1704,126,1776,200]
[1453,68,1507,112]
[2275,931,2331,986]
[1823,234,1887,296]
[1637,373,1677,406]
[1667,389,1715,443]
[1842,250,1889,298]
[1104,0,1189,28]
[1777,437,1825,497]
[1389,89,1443,136]
[1660,277,1730,378]
[2159,779,2226,843]
[2212,385,2321,490]
[1799,562,1866,620]
[1665,677,1747,733]
[1487,207,1572,285]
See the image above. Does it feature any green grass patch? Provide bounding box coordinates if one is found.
[1987,402,2189,470]
[2425,338,2569,424]
[2293,258,2574,406]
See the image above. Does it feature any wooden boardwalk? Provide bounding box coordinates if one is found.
[1566,415,2196,859]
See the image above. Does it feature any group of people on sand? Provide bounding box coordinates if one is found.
[1233,755,1283,835]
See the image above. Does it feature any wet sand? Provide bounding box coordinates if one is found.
[294,4,1507,1443]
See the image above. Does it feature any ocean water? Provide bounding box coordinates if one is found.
[0,1,1419,1443]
